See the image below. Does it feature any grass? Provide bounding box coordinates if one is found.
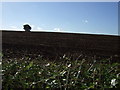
[2,53,120,89]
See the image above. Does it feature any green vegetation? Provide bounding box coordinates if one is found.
[2,54,120,89]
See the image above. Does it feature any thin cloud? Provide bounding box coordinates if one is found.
[10,26,17,29]
[37,27,42,30]
[82,20,88,24]
[31,25,35,29]
[53,28,61,32]
[9,26,23,31]
[53,28,72,33]
[85,20,88,23]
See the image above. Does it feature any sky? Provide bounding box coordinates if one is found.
[1,2,119,35]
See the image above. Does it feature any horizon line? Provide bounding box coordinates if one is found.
[1,29,119,36]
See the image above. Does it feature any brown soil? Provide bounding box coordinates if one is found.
[2,30,120,62]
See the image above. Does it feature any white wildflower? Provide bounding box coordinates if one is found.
[1,70,5,72]
[63,71,66,75]
[52,80,56,83]
[63,79,66,81]
[45,79,49,82]
[15,72,19,75]
[32,82,36,85]
[63,54,66,58]
[45,63,50,67]
[111,78,117,86]
[72,81,74,84]
[68,64,71,67]
[78,71,81,73]
[117,73,120,78]
[38,72,41,74]
[60,70,66,76]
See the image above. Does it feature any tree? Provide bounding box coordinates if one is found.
[23,24,32,32]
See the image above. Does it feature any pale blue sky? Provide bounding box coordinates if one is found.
[1,2,118,35]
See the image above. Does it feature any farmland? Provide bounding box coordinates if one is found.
[1,30,120,89]
[2,30,120,59]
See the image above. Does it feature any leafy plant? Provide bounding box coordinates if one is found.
[2,54,120,89]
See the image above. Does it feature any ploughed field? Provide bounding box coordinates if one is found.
[2,30,120,62]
